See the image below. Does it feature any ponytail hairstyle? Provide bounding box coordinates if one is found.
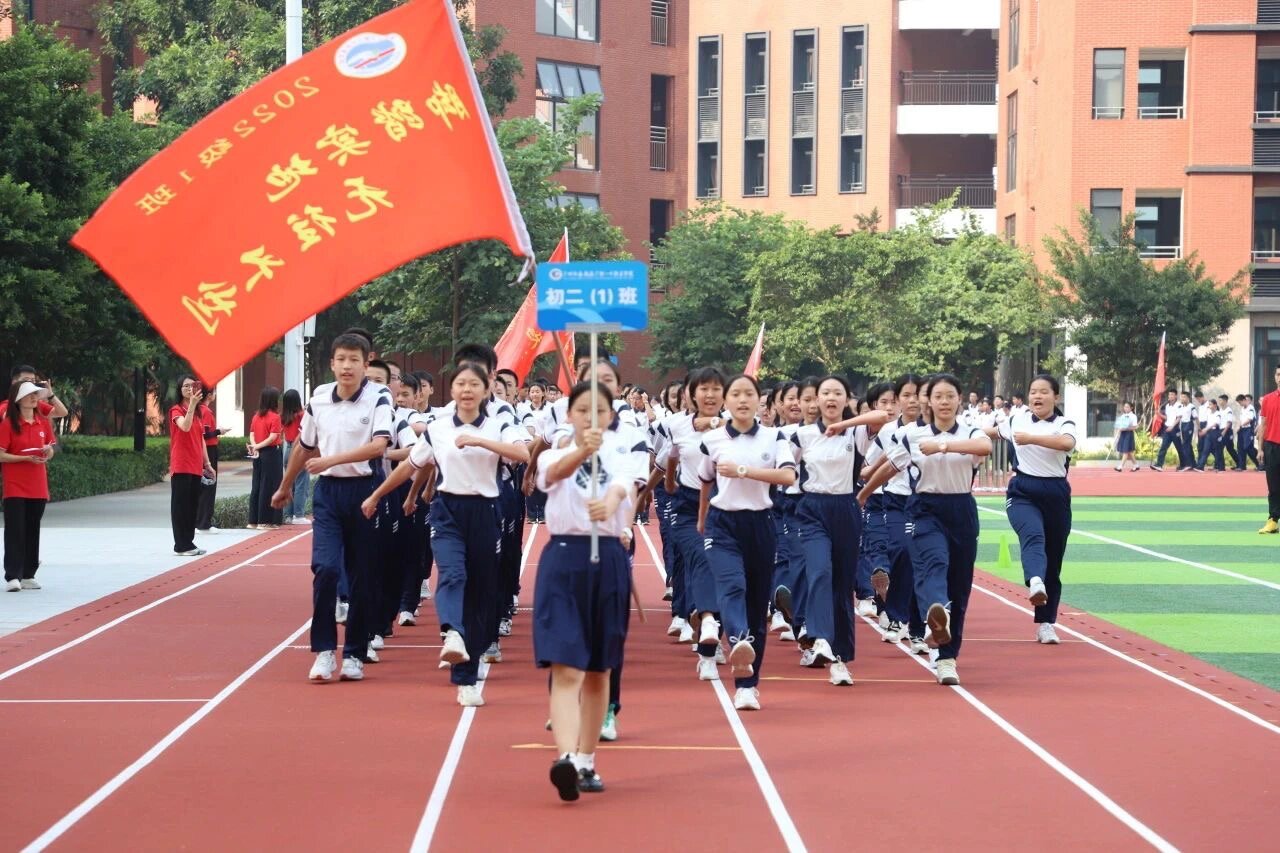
[893,372,924,399]
[866,381,895,409]
[816,374,856,421]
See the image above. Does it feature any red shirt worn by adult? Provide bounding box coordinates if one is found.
[282,411,303,444]
[251,411,284,448]
[1261,390,1280,444]
[0,400,53,419]
[200,404,219,447]
[0,415,56,500]
[169,404,206,476]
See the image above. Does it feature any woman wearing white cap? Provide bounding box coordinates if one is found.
[0,381,57,591]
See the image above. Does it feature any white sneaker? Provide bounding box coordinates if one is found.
[309,650,336,681]
[698,615,720,647]
[714,644,726,665]
[696,657,718,681]
[796,625,808,641]
[1029,576,1049,607]
[292,517,312,525]
[19,579,41,590]
[883,620,908,643]
[5,579,20,592]
[829,661,854,686]
[667,616,687,637]
[769,611,789,633]
[728,639,756,678]
[909,636,929,655]
[339,657,364,681]
[482,642,503,663]
[498,618,512,637]
[440,630,470,664]
[370,634,385,650]
[398,610,416,627]
[811,638,835,665]
[420,579,432,600]
[335,600,349,624]
[733,687,761,711]
[856,600,878,618]
[780,629,796,642]
[1036,623,1061,644]
[926,603,951,648]
[457,684,485,707]
[600,707,618,741]
[677,623,695,644]
[877,610,890,629]
[798,648,818,667]
[935,658,959,685]
[365,644,380,663]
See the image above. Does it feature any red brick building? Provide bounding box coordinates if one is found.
[998,0,1280,436]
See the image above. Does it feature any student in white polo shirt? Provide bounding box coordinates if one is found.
[361,362,531,707]
[692,374,797,711]
[1236,394,1261,470]
[272,333,393,683]
[999,375,1076,644]
[1217,394,1241,470]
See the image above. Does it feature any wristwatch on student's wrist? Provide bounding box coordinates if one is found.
[709,417,722,429]
[736,464,748,478]
[938,441,949,454]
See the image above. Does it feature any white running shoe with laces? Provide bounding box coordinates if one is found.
[339,657,364,681]
[798,648,818,667]
[780,629,796,641]
[883,621,908,643]
[5,579,20,592]
[728,639,756,678]
[19,579,41,590]
[877,610,891,629]
[482,642,503,663]
[667,616,686,637]
[440,629,470,664]
[926,603,951,648]
[678,623,695,644]
[1036,623,1061,644]
[309,650,336,682]
[498,618,512,637]
[714,644,726,665]
[365,645,380,663]
[811,638,836,665]
[856,599,878,618]
[935,658,959,685]
[1029,576,1049,607]
[698,615,720,646]
[909,636,929,655]
[829,661,853,686]
[335,600,349,624]
[370,634,384,650]
[769,611,789,633]
[733,687,761,711]
[696,657,718,681]
[398,610,416,627]
[457,684,485,707]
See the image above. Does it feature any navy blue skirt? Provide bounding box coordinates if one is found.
[533,535,631,672]
[1116,431,1136,453]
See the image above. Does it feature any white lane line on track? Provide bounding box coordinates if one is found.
[975,504,1280,591]
[0,698,210,704]
[409,521,539,853]
[637,525,808,853]
[21,619,312,853]
[969,582,1280,737]
[857,613,1179,853]
[0,531,312,684]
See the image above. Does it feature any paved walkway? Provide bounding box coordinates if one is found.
[0,462,271,637]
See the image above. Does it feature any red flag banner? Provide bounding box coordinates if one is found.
[494,229,573,384]
[743,322,765,378]
[1150,331,1168,436]
[71,0,532,384]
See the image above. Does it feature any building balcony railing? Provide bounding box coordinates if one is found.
[1092,106,1124,120]
[1138,245,1182,259]
[1252,249,1280,262]
[649,125,669,171]
[900,71,997,105]
[1257,109,1280,123]
[1138,105,1184,120]
[650,1,669,46]
[897,174,995,208]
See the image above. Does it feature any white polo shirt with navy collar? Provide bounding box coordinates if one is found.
[408,410,531,498]
[887,421,986,494]
[298,378,394,478]
[998,410,1076,478]
[696,421,795,511]
[537,424,648,538]
[790,421,867,495]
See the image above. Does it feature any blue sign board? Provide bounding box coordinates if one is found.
[536,261,649,332]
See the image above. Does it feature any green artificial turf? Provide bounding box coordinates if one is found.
[973,497,1280,690]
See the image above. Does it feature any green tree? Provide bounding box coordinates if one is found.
[645,203,790,375]
[1044,211,1246,414]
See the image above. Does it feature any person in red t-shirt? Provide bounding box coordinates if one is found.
[0,365,68,420]
[280,388,310,524]
[248,386,285,529]
[1258,365,1280,534]
[0,381,57,591]
[195,389,229,533]
[170,376,215,556]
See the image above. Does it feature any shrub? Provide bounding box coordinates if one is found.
[44,436,171,501]
[213,493,251,529]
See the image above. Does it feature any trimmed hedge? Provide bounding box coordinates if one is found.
[212,493,251,529]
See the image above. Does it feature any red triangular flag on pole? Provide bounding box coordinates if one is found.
[494,228,575,385]
[743,322,765,378]
[548,229,575,391]
[1150,330,1167,436]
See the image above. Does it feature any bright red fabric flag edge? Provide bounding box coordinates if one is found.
[743,322,765,378]
[1150,330,1167,436]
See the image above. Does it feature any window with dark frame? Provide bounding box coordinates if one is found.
[839,25,866,194]
[1090,188,1123,241]
[1005,91,1018,192]
[1138,58,1184,119]
[1093,49,1125,119]
[536,0,598,42]
[791,29,817,195]
[1008,0,1020,71]
[1134,195,1182,258]
[1004,214,1016,244]
[1254,196,1280,258]
[744,33,769,197]
[535,61,603,171]
[696,36,721,198]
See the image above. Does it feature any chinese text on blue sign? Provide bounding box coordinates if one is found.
[536,261,649,332]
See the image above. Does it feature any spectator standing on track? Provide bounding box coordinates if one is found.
[169,376,215,557]
[280,389,310,524]
[1,381,57,591]
[247,387,284,530]
[195,388,227,534]
[1257,365,1280,534]
[534,381,643,801]
[273,333,393,684]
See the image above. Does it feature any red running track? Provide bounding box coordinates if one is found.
[2,522,1278,851]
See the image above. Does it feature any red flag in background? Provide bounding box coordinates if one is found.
[743,322,765,378]
[1150,330,1168,435]
[71,0,533,384]
[494,229,574,386]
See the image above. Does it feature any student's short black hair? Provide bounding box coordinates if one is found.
[1194,389,1205,398]
[10,364,36,380]
[450,361,491,389]
[866,381,895,405]
[686,366,727,397]
[1030,374,1061,396]
[382,359,401,377]
[411,369,434,387]
[366,359,391,382]
[723,374,761,396]
[1236,394,1247,402]
[452,343,497,372]
[331,333,370,359]
[399,372,421,393]
[894,373,924,398]
[1218,394,1230,402]
[496,368,518,384]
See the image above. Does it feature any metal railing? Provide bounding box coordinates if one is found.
[899,71,997,105]
[1253,248,1280,261]
[650,1,669,45]
[897,174,995,208]
[1138,105,1184,119]
[1138,245,1182,259]
[1092,106,1124,119]
[649,125,668,171]
[1257,109,1280,122]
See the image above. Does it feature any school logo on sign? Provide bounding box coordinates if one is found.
[335,32,407,79]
